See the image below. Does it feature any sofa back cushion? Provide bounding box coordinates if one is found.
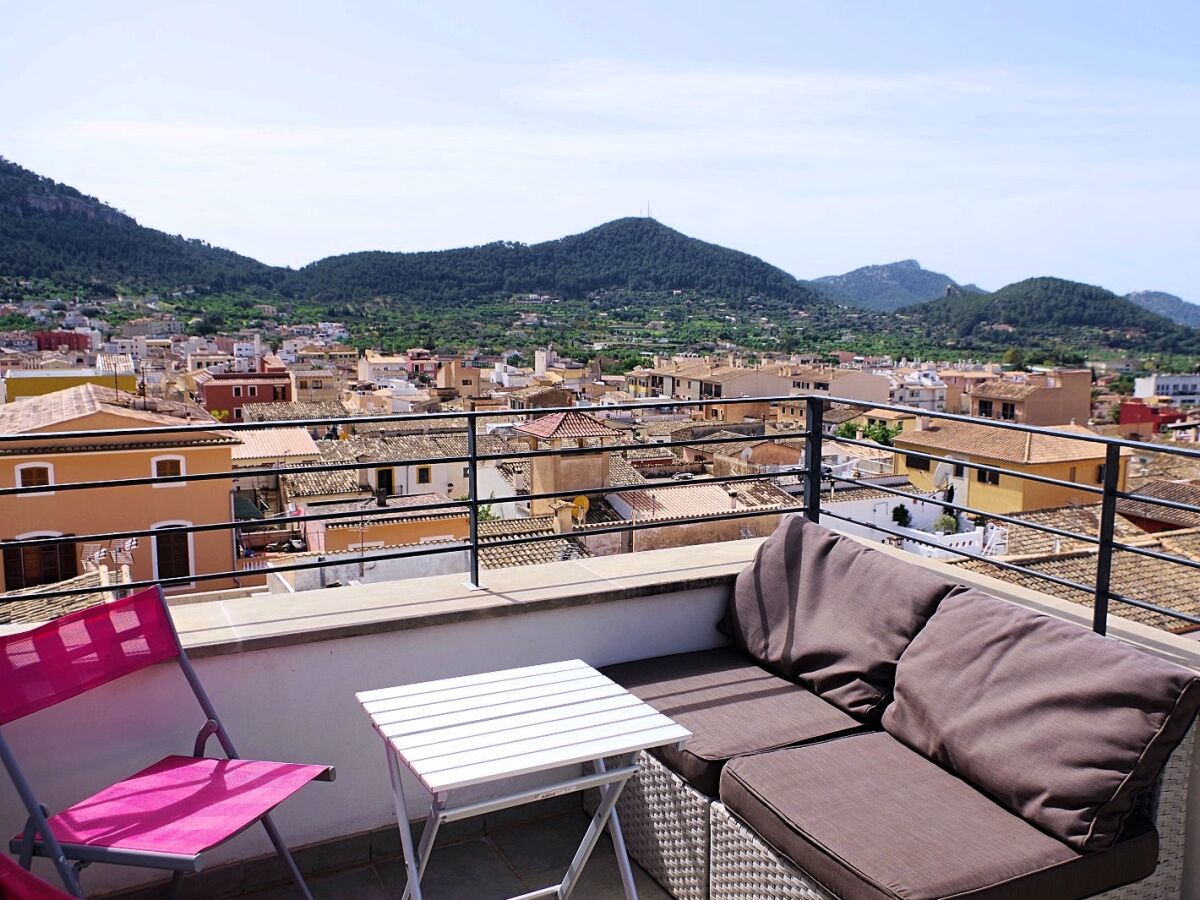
[725,516,956,719]
[883,588,1200,851]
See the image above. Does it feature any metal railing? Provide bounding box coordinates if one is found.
[1,392,1199,635]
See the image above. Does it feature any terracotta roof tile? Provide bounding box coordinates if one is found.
[894,420,1118,464]
[515,411,622,440]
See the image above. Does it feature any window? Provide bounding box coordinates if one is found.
[462,466,470,478]
[953,464,965,478]
[233,386,242,397]
[153,522,193,584]
[248,385,258,397]
[417,466,432,485]
[978,400,994,418]
[16,463,54,496]
[905,454,931,471]
[976,468,1000,485]
[273,385,288,401]
[152,455,185,488]
[1001,402,1016,421]
[461,379,472,386]
[1069,466,1077,482]
[234,408,244,420]
[3,532,76,590]
[1096,464,1106,484]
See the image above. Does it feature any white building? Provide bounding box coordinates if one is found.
[1134,373,1200,407]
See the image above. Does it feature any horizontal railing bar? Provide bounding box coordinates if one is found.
[0,465,817,551]
[0,539,474,602]
[818,508,1200,627]
[1111,488,1200,519]
[815,507,1101,595]
[1104,589,1200,626]
[6,389,1199,462]
[0,498,476,551]
[0,428,814,498]
[1109,539,1200,573]
[825,474,1102,547]
[828,433,1108,496]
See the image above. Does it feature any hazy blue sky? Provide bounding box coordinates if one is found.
[2,2,1197,298]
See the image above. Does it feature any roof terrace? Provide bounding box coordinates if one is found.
[1,396,1199,899]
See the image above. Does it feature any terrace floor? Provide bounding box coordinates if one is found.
[109,808,671,900]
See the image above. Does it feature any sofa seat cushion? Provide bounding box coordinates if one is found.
[724,516,957,719]
[883,588,1200,851]
[719,732,1158,900]
[602,648,861,796]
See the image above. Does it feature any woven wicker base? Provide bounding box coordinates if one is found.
[583,751,712,900]
[710,722,1197,900]
[1097,721,1196,900]
[709,803,834,900]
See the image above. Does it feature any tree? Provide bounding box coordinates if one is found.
[1002,347,1025,370]
[891,505,912,528]
[862,421,902,446]
[933,512,959,534]
[834,421,859,440]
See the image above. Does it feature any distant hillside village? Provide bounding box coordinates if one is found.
[2,294,1199,636]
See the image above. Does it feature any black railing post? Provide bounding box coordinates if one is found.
[804,395,824,523]
[466,413,481,589]
[1092,443,1121,635]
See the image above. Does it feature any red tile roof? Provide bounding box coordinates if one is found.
[514,411,622,441]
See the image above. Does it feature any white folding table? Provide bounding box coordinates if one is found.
[357,659,691,900]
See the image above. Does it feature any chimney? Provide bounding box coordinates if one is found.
[374,487,388,507]
[917,416,931,431]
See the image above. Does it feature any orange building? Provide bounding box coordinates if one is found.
[0,384,239,595]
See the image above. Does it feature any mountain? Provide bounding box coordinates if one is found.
[0,156,279,295]
[903,277,1200,354]
[811,259,984,312]
[1126,290,1200,329]
[283,217,825,310]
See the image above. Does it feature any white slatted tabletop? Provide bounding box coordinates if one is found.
[357,659,691,795]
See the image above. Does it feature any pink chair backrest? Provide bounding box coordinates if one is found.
[0,587,179,725]
[0,853,76,899]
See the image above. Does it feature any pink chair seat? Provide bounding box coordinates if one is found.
[28,756,329,858]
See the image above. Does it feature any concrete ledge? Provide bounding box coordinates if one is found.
[171,540,759,659]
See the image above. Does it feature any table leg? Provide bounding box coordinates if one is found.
[558,752,639,900]
[594,757,637,900]
[385,742,426,900]
[402,796,444,900]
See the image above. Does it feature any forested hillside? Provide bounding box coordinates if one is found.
[0,157,278,294]
[283,217,825,310]
[903,278,1200,354]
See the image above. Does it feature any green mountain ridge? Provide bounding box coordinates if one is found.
[811,259,985,311]
[1,156,1196,358]
[1126,290,1200,329]
[0,157,278,294]
[903,277,1200,354]
[283,217,825,309]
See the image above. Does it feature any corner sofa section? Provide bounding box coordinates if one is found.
[601,517,1200,900]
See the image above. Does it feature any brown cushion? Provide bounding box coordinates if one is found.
[883,588,1200,851]
[720,732,1158,900]
[724,516,956,718]
[601,648,861,795]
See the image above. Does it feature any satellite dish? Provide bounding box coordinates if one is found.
[571,495,591,521]
[932,462,954,490]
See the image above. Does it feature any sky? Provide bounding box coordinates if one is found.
[2,1,1198,299]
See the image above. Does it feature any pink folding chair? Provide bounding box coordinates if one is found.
[0,586,334,898]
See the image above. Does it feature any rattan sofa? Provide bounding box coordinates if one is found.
[600,517,1200,900]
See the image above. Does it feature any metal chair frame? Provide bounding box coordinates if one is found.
[0,586,334,898]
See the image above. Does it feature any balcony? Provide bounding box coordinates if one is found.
[2,396,1200,898]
